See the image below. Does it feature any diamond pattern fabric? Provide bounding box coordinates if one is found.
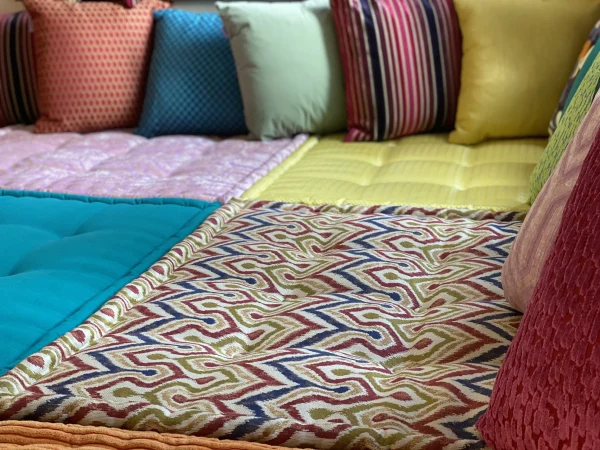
[136,11,247,138]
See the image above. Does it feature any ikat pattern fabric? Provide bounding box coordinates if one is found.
[0,200,522,449]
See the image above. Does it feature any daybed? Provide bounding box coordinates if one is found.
[1,0,599,449]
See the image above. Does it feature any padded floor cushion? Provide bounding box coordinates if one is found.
[244,134,546,212]
[0,191,219,375]
[0,126,307,203]
[0,200,521,449]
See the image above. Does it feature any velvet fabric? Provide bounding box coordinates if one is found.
[478,124,600,449]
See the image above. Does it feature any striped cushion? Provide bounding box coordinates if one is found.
[331,0,462,142]
[0,12,38,127]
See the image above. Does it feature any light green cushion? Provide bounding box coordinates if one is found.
[217,0,346,139]
[529,52,600,203]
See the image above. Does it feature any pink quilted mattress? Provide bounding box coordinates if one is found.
[0,126,307,203]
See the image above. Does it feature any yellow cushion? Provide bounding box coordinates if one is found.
[243,134,546,212]
[449,0,600,145]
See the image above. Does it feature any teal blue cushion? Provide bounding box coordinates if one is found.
[135,11,247,138]
[0,190,219,375]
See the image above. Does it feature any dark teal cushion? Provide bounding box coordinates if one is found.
[135,11,247,138]
[0,190,219,375]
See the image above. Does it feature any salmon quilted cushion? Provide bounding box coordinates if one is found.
[24,0,168,133]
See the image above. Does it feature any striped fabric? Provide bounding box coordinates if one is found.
[331,0,462,141]
[0,12,38,127]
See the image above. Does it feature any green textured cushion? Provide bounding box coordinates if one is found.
[217,0,346,139]
[530,52,600,203]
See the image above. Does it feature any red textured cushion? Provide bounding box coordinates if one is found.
[477,127,600,449]
[330,0,462,141]
[25,0,168,133]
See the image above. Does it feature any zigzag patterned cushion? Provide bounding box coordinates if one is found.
[0,200,521,449]
[0,12,38,127]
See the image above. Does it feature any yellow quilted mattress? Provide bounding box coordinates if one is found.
[243,133,546,212]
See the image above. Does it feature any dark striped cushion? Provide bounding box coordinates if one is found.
[331,0,462,141]
[0,11,38,127]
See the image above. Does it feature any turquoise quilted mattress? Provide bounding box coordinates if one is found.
[0,190,219,375]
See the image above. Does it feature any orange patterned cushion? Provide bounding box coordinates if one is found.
[24,0,168,133]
